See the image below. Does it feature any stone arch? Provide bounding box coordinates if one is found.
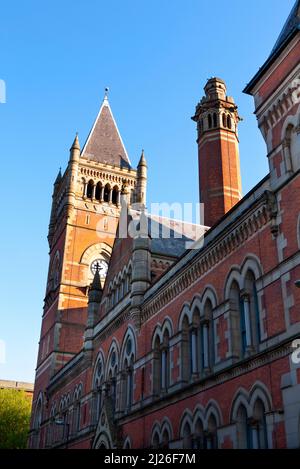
[224,266,242,300]
[179,410,193,438]
[204,400,223,428]
[80,242,112,285]
[161,317,174,338]
[281,105,300,172]
[80,242,112,265]
[201,285,218,309]
[34,392,43,429]
[94,431,112,449]
[249,381,272,414]
[151,421,161,447]
[241,255,263,287]
[190,295,202,318]
[151,324,163,349]
[93,349,105,384]
[192,404,205,433]
[105,339,120,381]
[178,303,191,330]
[120,326,137,363]
[161,417,173,442]
[230,388,251,422]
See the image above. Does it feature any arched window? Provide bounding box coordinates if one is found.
[112,186,119,205]
[181,316,191,381]
[213,113,217,127]
[194,418,205,449]
[201,299,214,370]
[244,270,261,349]
[48,403,56,447]
[121,335,135,412]
[229,280,245,358]
[161,429,170,449]
[208,114,212,129]
[32,396,43,448]
[161,330,170,391]
[93,359,104,424]
[104,184,110,203]
[252,399,268,449]
[206,414,218,449]
[222,113,227,127]
[183,422,192,449]
[87,180,94,199]
[72,386,82,435]
[152,431,160,449]
[227,115,232,129]
[107,349,118,416]
[95,182,102,201]
[153,335,161,396]
[191,308,200,375]
[236,404,251,448]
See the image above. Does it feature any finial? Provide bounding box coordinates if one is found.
[138,148,147,166]
[104,87,109,99]
[70,132,80,151]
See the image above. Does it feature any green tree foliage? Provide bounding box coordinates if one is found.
[0,389,32,448]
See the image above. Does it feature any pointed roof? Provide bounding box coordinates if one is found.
[138,149,147,167]
[271,0,300,56]
[244,0,300,94]
[54,167,62,185]
[70,133,80,151]
[81,93,131,168]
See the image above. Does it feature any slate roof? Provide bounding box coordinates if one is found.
[244,0,300,94]
[81,95,131,168]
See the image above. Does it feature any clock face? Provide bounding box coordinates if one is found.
[91,259,108,278]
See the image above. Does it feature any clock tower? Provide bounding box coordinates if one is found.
[32,93,140,432]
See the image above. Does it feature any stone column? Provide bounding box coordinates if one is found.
[92,184,96,200]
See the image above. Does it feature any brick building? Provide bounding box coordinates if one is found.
[29,1,300,449]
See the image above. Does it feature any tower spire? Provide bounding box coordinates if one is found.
[135,149,147,207]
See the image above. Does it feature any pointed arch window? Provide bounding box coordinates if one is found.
[107,350,118,416]
[182,422,192,449]
[206,414,218,449]
[227,115,232,129]
[236,404,252,449]
[121,336,135,412]
[104,184,110,203]
[161,330,170,391]
[87,180,94,199]
[213,113,217,127]
[95,182,102,201]
[181,316,191,381]
[252,399,268,449]
[208,114,212,129]
[93,359,104,424]
[222,113,227,127]
[193,418,205,449]
[153,335,161,396]
[112,186,119,205]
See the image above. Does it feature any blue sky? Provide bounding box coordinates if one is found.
[0,0,295,383]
